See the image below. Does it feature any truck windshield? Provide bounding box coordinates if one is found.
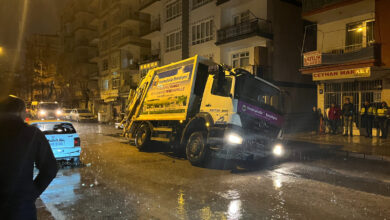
[235,75,283,114]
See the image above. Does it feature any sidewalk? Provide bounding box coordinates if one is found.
[285,132,390,160]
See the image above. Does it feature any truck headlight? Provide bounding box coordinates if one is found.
[39,110,46,116]
[56,109,62,115]
[272,144,284,156]
[226,133,243,145]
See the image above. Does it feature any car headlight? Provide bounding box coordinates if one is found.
[226,133,243,145]
[39,110,46,116]
[56,110,62,115]
[272,144,284,156]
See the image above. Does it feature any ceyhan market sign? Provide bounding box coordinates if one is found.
[313,67,370,81]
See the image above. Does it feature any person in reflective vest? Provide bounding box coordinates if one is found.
[377,101,389,139]
[360,101,376,138]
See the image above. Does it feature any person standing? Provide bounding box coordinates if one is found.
[311,106,320,133]
[342,98,354,136]
[328,103,341,134]
[377,101,389,139]
[360,100,375,138]
[0,96,58,220]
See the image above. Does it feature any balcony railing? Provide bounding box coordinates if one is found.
[119,9,149,24]
[139,0,160,10]
[142,18,161,36]
[142,49,161,63]
[216,18,272,45]
[216,0,230,5]
[302,0,351,13]
[118,34,150,48]
[301,43,380,68]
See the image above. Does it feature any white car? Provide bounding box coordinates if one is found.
[70,109,96,122]
[29,120,81,164]
[62,109,72,120]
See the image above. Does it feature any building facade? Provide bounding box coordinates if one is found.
[24,34,61,102]
[89,0,150,122]
[300,0,390,133]
[140,0,315,128]
[59,0,99,110]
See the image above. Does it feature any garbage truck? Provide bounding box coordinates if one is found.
[122,55,285,166]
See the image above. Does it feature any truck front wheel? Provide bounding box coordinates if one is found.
[186,132,209,166]
[135,124,151,151]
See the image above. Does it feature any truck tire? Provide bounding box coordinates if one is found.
[135,124,151,151]
[186,131,209,166]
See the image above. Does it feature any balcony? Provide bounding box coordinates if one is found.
[72,20,96,32]
[141,49,161,63]
[302,0,356,13]
[301,44,381,74]
[216,18,273,45]
[142,18,161,37]
[139,0,160,11]
[118,33,150,48]
[119,9,149,25]
[216,0,230,5]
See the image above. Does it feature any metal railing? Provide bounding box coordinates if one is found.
[216,18,272,45]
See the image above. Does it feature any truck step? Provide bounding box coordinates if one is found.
[151,137,170,142]
[153,127,173,132]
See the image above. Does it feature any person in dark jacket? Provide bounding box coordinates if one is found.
[0,96,58,220]
[342,98,354,136]
[360,101,375,138]
[328,103,341,134]
[377,101,389,139]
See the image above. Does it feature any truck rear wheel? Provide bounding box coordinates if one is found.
[186,132,209,166]
[135,124,151,151]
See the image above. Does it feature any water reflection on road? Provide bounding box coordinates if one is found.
[36,122,390,219]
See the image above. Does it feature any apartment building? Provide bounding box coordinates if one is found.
[300,0,390,133]
[140,0,315,126]
[25,34,61,101]
[59,0,99,109]
[89,0,150,121]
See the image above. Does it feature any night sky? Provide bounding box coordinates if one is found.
[0,0,67,64]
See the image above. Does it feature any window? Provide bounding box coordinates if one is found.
[232,52,249,68]
[233,11,250,25]
[192,0,212,9]
[33,123,76,134]
[192,19,213,45]
[211,77,232,97]
[346,20,375,52]
[102,59,108,71]
[112,78,120,89]
[166,30,182,52]
[166,1,181,21]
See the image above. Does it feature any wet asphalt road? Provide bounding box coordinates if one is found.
[37,123,390,220]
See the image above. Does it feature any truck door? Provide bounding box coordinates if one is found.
[200,75,234,125]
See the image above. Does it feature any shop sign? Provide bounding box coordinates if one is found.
[303,51,322,66]
[313,67,371,81]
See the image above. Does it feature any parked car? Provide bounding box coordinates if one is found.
[29,120,81,164]
[62,109,72,120]
[36,102,62,120]
[70,109,96,122]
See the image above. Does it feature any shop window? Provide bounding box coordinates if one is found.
[232,52,249,68]
[192,19,213,45]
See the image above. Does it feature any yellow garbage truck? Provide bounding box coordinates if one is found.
[122,55,284,166]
